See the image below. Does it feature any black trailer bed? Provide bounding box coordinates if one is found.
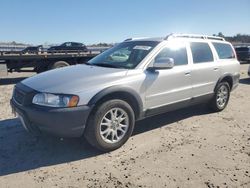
[0,51,102,73]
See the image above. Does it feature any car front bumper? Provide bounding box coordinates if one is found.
[11,98,92,138]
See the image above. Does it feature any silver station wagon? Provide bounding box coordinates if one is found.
[11,34,240,151]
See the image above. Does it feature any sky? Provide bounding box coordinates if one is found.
[0,0,250,45]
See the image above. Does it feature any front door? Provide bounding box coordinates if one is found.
[144,42,192,110]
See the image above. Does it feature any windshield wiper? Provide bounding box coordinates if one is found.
[92,63,121,68]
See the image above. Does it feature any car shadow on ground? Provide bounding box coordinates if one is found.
[0,77,28,85]
[0,105,212,176]
[133,104,211,135]
[239,77,250,85]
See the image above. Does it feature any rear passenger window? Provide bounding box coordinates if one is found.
[212,42,235,59]
[155,44,188,66]
[190,42,214,63]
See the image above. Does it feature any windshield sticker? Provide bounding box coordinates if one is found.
[133,46,152,50]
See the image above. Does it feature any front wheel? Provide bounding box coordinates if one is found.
[210,82,230,112]
[84,99,135,151]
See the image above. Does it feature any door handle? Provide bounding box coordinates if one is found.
[185,71,191,76]
[214,67,219,71]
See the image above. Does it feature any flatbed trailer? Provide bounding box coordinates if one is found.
[0,50,103,74]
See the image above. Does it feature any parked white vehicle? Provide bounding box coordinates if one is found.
[11,34,240,151]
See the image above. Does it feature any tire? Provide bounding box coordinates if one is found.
[210,82,230,112]
[50,61,70,70]
[84,99,135,151]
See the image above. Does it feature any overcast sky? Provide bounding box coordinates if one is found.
[1,0,250,44]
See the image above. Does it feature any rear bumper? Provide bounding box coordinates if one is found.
[11,98,92,137]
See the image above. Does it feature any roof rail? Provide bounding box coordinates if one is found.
[124,38,133,42]
[124,37,149,42]
[165,33,225,41]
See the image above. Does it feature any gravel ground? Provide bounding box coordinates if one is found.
[0,65,250,188]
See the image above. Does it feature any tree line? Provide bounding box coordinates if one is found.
[214,32,250,43]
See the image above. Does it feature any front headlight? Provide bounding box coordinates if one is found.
[32,93,79,107]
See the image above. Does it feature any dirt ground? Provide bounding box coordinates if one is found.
[0,64,250,188]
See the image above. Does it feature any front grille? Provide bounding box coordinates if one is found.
[13,83,36,106]
[14,88,26,105]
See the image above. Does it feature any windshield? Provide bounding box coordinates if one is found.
[88,41,159,69]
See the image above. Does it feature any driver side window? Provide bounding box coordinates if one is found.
[155,45,188,66]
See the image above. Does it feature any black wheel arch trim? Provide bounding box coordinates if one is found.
[87,86,143,119]
[215,73,238,91]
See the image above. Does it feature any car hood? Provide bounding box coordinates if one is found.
[22,64,128,94]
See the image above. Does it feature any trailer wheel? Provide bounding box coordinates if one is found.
[50,61,70,70]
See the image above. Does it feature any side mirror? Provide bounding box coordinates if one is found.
[153,57,174,69]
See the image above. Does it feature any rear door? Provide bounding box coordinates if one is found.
[212,42,240,82]
[189,41,221,97]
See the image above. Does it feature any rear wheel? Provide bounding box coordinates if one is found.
[210,82,230,112]
[50,61,70,70]
[84,99,135,151]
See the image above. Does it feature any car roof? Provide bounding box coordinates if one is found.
[234,45,250,48]
[61,42,82,44]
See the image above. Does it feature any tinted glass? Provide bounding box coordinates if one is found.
[213,42,235,59]
[235,47,249,52]
[155,44,188,66]
[190,42,214,63]
[61,43,67,46]
[65,43,71,47]
[73,43,82,47]
[88,41,159,69]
